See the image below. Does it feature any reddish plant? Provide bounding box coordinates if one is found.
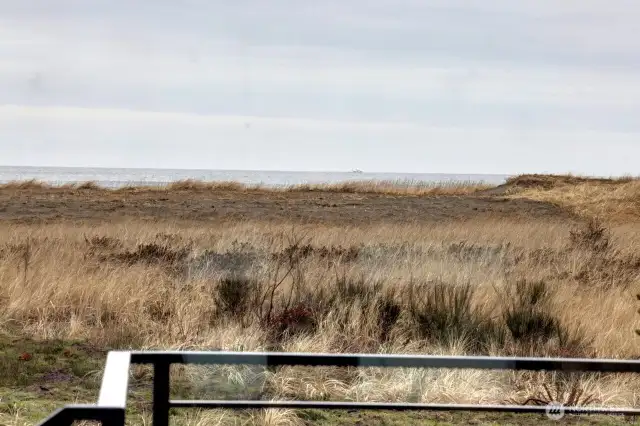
[19,352,33,361]
[268,304,315,339]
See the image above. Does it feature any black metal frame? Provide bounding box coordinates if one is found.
[37,351,640,425]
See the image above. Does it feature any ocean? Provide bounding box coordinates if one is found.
[0,166,509,188]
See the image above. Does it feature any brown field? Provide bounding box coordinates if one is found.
[1,175,640,425]
[0,178,569,225]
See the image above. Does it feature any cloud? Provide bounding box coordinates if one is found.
[1,0,640,173]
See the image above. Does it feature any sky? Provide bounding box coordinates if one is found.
[1,0,639,174]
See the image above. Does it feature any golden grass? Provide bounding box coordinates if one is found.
[165,179,255,192]
[284,179,493,195]
[504,173,638,188]
[0,179,52,190]
[2,216,640,418]
[506,174,640,221]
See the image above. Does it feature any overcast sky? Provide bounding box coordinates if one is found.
[1,0,639,174]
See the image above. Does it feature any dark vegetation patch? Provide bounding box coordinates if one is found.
[110,243,189,268]
[505,174,634,190]
[408,280,506,353]
[213,275,260,322]
[83,236,190,273]
[205,269,588,356]
[272,242,360,263]
[501,280,592,357]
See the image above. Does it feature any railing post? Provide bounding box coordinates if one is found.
[98,408,125,426]
[152,361,171,426]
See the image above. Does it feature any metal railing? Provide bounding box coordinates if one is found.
[37,351,640,425]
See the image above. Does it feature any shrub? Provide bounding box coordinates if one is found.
[408,280,503,353]
[503,281,556,343]
[214,275,260,321]
[267,304,316,340]
[504,307,559,343]
[502,280,591,357]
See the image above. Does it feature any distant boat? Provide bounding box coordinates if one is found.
[351,169,363,174]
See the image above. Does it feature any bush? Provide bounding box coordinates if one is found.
[504,307,559,343]
[261,276,402,346]
[502,280,591,357]
[503,280,557,343]
[214,275,260,321]
[267,304,316,340]
[408,280,503,353]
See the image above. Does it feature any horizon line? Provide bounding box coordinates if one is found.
[0,164,512,177]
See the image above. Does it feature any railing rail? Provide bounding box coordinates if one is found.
[37,351,640,426]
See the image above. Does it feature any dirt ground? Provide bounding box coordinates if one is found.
[0,187,575,224]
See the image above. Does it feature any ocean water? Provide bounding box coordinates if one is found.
[0,166,508,188]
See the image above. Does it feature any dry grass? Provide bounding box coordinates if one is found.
[0,178,493,196]
[504,174,638,189]
[3,175,640,424]
[6,174,640,217]
[284,179,493,195]
[2,216,640,420]
[165,179,257,192]
[0,179,53,190]
[505,174,640,221]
